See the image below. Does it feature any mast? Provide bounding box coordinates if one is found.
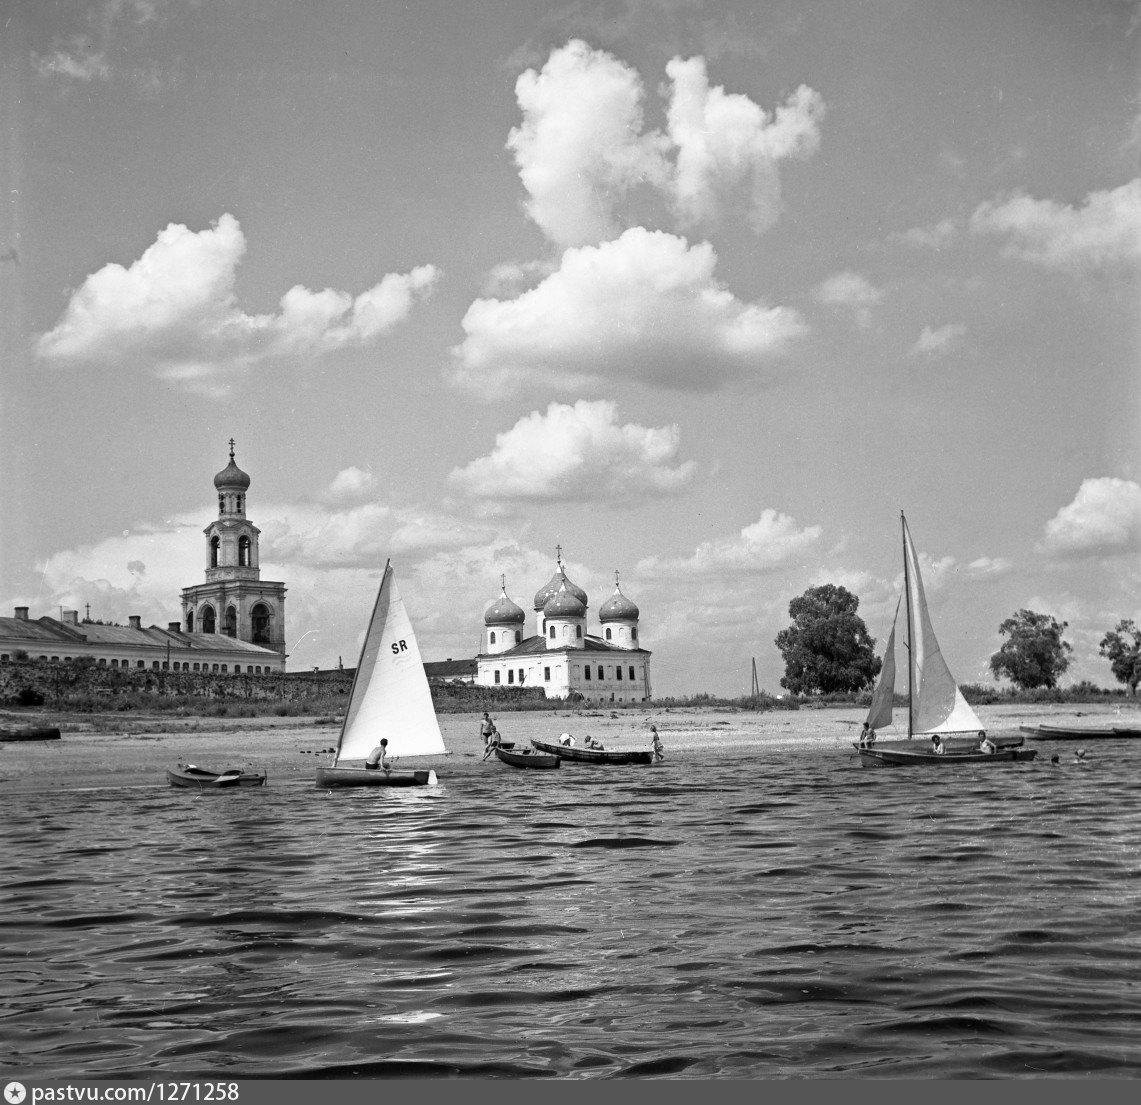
[901,511,913,740]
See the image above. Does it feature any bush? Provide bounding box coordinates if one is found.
[15,687,45,707]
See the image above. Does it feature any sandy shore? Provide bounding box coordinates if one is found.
[2,701,1136,793]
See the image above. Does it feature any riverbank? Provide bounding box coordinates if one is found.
[2,702,1137,793]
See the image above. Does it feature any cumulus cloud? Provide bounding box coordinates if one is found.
[814,271,884,328]
[965,556,1013,579]
[666,56,824,233]
[1039,477,1141,558]
[35,215,439,395]
[896,218,958,250]
[449,400,696,503]
[324,467,377,503]
[33,40,111,82]
[507,40,824,246]
[970,179,1141,271]
[636,509,822,578]
[911,323,966,357]
[452,227,805,395]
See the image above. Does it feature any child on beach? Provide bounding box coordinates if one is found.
[650,725,665,762]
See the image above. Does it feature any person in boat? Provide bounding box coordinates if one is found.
[365,738,393,774]
[481,725,502,761]
[977,731,997,754]
[584,735,605,750]
[480,712,496,748]
[558,732,576,746]
[858,722,876,748]
[650,725,665,762]
[930,735,946,755]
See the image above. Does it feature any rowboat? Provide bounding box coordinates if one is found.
[854,513,1036,769]
[531,736,653,765]
[167,763,267,788]
[315,560,446,789]
[1019,723,1140,741]
[0,727,62,741]
[495,745,560,769]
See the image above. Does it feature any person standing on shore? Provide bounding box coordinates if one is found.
[650,725,665,762]
[480,712,495,749]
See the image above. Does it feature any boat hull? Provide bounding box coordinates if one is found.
[167,766,266,788]
[495,746,560,769]
[316,766,437,787]
[531,737,653,765]
[857,746,1036,768]
[0,727,62,741]
[1019,724,1139,740]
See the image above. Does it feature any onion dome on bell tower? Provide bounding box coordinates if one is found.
[214,437,251,518]
[483,577,525,654]
[598,571,641,649]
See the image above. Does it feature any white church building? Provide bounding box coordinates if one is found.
[475,555,652,703]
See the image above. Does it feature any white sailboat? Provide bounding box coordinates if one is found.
[316,560,448,787]
[855,513,1035,767]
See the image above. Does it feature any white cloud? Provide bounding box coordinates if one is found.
[965,556,1013,579]
[970,179,1141,271]
[911,322,966,357]
[507,39,671,247]
[324,467,376,503]
[33,40,111,82]
[448,399,696,503]
[1039,477,1141,558]
[451,227,805,395]
[896,218,958,250]
[813,271,884,328]
[636,509,823,578]
[507,40,824,246]
[666,56,824,233]
[35,214,439,396]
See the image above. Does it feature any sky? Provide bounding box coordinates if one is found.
[2,0,1139,697]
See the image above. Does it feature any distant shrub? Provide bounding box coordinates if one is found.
[15,686,45,707]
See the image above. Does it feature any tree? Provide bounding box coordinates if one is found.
[989,609,1072,689]
[1099,619,1141,696]
[775,584,881,695]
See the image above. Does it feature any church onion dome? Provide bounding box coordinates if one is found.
[484,589,526,626]
[543,582,587,619]
[534,569,587,611]
[214,446,251,491]
[599,586,639,622]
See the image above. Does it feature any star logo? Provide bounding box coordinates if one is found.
[4,1084,26,1105]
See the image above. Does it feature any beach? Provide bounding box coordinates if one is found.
[2,701,1134,793]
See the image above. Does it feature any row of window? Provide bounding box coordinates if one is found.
[0,655,271,674]
[489,664,641,685]
[487,630,521,645]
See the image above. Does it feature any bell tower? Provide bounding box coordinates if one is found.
[180,440,287,655]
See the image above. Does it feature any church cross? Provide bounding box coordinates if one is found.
[228,437,236,462]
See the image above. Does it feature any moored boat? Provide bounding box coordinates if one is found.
[495,745,560,769]
[854,513,1036,769]
[531,736,652,765]
[167,763,267,788]
[1019,723,1138,741]
[0,726,62,741]
[315,560,447,789]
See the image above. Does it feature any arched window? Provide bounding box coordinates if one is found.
[576,625,582,638]
[251,603,271,644]
[489,631,496,645]
[236,495,243,513]
[224,606,237,637]
[201,605,216,634]
[515,631,521,644]
[238,535,251,567]
[210,535,220,568]
[631,627,638,641]
[218,494,225,514]
[548,625,555,639]
[605,627,612,640]
[186,611,194,632]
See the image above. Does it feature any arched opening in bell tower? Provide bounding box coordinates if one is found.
[251,603,271,645]
[186,610,194,632]
[201,605,216,634]
[239,535,251,567]
[224,606,237,637]
[210,536,220,568]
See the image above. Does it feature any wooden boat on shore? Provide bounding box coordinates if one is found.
[495,745,560,769]
[167,763,267,789]
[316,560,445,789]
[855,513,1036,769]
[0,726,61,741]
[1019,723,1140,741]
[532,736,653,765]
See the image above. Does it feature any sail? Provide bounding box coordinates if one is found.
[865,596,900,731]
[334,562,447,765]
[902,518,984,735]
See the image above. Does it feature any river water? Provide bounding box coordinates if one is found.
[3,737,1140,1079]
